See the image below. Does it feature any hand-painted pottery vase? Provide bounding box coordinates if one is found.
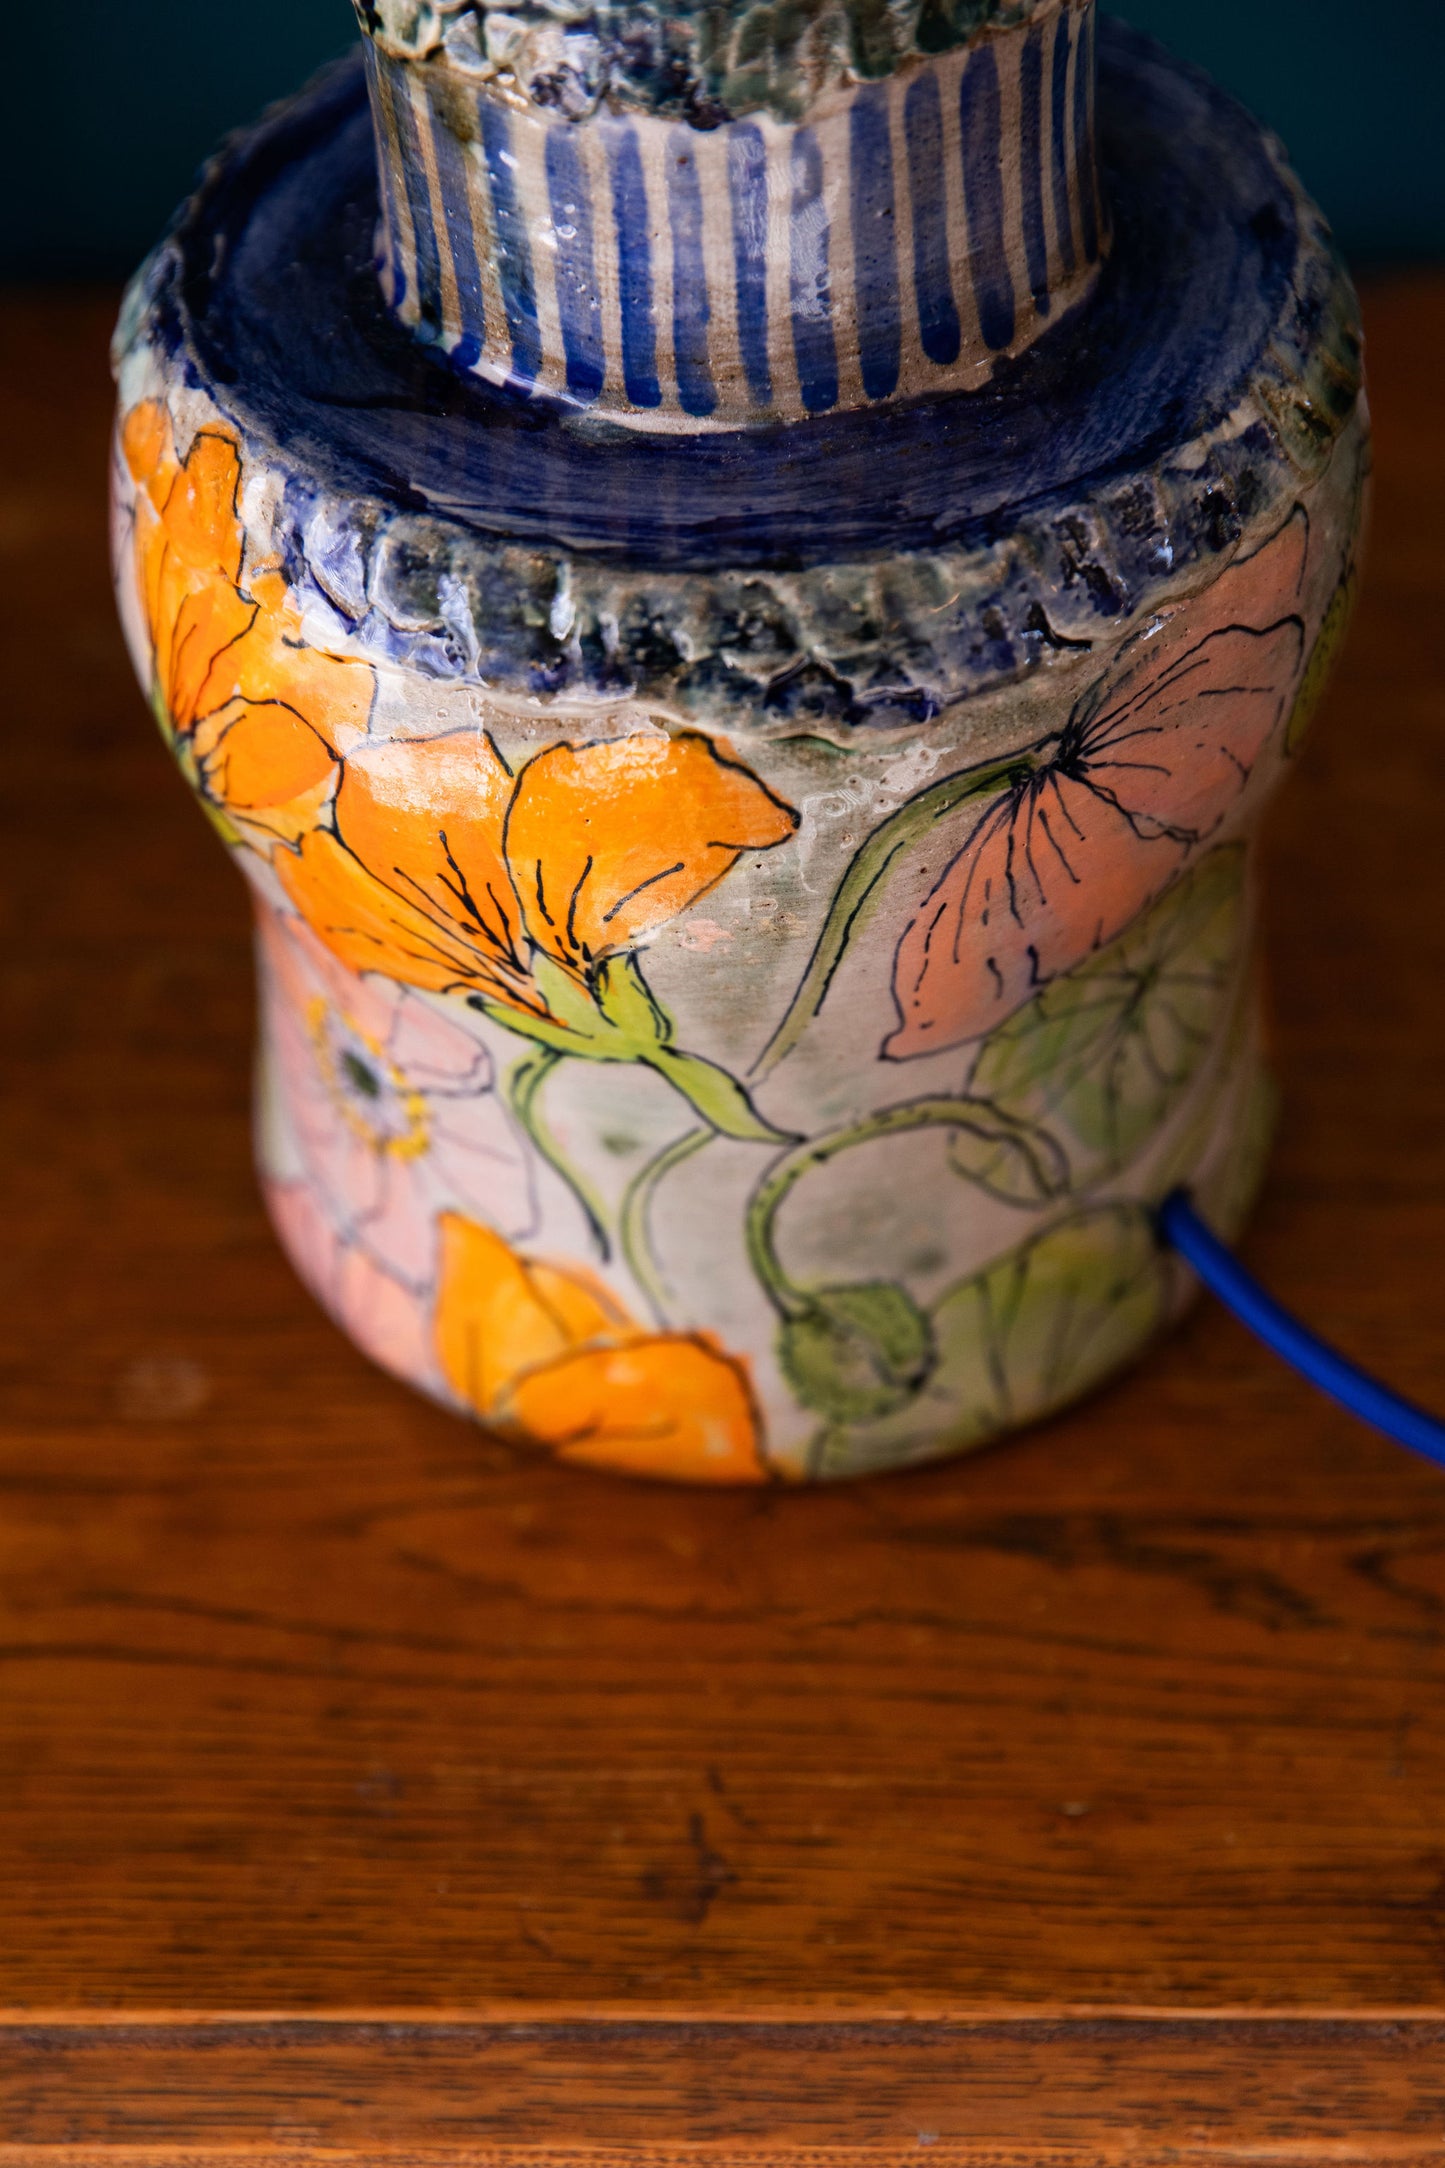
[111,0,1366,1483]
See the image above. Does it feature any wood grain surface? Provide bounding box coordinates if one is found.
[1,278,1443,2158]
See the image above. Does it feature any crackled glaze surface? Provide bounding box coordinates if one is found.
[112,21,1366,1482]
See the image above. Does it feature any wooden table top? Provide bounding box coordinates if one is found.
[1,278,1444,2163]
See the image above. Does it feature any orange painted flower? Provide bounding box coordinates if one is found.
[435,1213,767,1483]
[280,727,795,1004]
[119,400,373,845]
[887,511,1311,1057]
[276,727,799,1137]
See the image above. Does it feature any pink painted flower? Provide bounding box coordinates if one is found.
[257,903,536,1287]
[887,510,1311,1058]
[265,1176,435,1387]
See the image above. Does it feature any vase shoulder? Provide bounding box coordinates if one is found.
[124,22,1360,732]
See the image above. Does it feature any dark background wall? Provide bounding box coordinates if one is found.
[6,1,1440,279]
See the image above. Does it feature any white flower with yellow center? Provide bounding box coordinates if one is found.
[259,905,537,1289]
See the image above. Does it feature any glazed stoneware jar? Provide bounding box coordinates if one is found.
[112,0,1366,1483]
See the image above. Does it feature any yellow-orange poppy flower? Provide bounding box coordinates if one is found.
[278,726,797,1037]
[120,400,373,845]
[434,1212,767,1483]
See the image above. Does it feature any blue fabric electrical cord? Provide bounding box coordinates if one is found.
[1157,1191,1445,1470]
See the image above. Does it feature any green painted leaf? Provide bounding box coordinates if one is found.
[780,1282,935,1423]
[808,1205,1167,1480]
[752,748,1037,1080]
[967,847,1248,1187]
[485,950,793,1143]
[1145,957,1278,1247]
[941,1204,1167,1427]
[529,949,617,1044]
[593,951,673,1047]
[646,1046,800,1144]
[945,1107,1071,1208]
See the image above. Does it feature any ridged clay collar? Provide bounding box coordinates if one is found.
[123,25,1361,736]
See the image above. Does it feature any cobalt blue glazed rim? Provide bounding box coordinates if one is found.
[151,18,1355,583]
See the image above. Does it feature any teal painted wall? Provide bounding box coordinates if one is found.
[6,1,1440,278]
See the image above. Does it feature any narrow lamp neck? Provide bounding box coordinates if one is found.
[359,0,1104,431]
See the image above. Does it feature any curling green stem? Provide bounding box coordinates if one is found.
[618,1126,715,1326]
[507,1048,613,1260]
[745,1094,1066,1318]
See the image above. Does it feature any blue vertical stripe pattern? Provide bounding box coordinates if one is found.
[1050,8,1078,279]
[728,124,772,406]
[904,71,961,368]
[959,47,1016,352]
[1076,1,1101,263]
[789,128,838,412]
[1019,23,1050,315]
[478,98,542,386]
[667,128,717,418]
[386,58,444,338]
[364,42,407,309]
[425,86,485,367]
[607,124,661,407]
[849,85,901,401]
[545,127,605,401]
[363,6,1103,424]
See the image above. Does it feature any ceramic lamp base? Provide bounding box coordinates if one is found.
[112,23,1366,1482]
